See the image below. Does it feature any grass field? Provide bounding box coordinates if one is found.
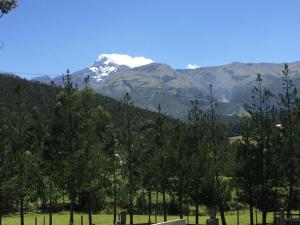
[2,210,275,225]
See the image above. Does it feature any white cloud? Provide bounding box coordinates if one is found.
[186,64,200,69]
[97,53,154,68]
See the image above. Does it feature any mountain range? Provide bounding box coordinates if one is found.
[32,54,300,119]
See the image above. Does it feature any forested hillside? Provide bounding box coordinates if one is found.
[0,67,299,225]
[0,73,176,131]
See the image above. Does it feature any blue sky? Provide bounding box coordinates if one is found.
[1,0,300,78]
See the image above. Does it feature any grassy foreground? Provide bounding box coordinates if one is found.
[2,210,274,225]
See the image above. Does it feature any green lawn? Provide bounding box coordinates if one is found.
[2,210,274,225]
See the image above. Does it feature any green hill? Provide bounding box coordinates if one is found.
[0,73,176,131]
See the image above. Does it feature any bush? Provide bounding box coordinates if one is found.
[168,196,189,215]
[135,192,148,214]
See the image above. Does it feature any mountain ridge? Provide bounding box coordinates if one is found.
[32,54,300,119]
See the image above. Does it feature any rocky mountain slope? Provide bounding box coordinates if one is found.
[33,54,300,119]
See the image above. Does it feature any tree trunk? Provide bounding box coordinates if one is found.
[114,179,117,225]
[0,193,2,225]
[88,195,93,225]
[69,189,74,225]
[20,161,25,225]
[113,161,117,225]
[49,180,53,225]
[255,208,258,225]
[262,211,267,225]
[114,189,117,225]
[49,210,52,225]
[148,188,152,223]
[249,204,254,225]
[179,187,183,219]
[130,185,134,225]
[155,191,158,223]
[20,196,24,225]
[237,203,240,225]
[130,196,134,225]
[179,194,183,219]
[162,188,167,221]
[161,159,167,222]
[248,187,254,225]
[195,203,199,225]
[88,207,93,225]
[287,181,294,218]
[219,203,227,225]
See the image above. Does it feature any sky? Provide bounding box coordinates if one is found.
[1,0,300,79]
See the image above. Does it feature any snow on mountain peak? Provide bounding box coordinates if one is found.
[89,53,154,82]
[186,64,200,69]
[97,53,154,68]
[89,65,117,82]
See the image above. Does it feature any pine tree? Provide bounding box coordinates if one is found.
[0,108,15,225]
[207,84,230,225]
[279,64,298,217]
[138,120,158,223]
[122,92,135,225]
[51,70,81,225]
[80,76,96,225]
[79,76,112,225]
[168,119,185,219]
[235,116,260,225]
[245,74,278,225]
[155,104,168,221]
[186,98,207,224]
[15,83,25,225]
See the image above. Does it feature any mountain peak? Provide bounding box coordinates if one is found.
[96,53,154,68]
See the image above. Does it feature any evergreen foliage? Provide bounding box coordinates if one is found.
[0,67,299,225]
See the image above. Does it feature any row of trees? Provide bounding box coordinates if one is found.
[234,65,300,225]
[0,65,299,225]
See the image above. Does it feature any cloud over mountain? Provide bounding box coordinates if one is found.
[97,53,154,68]
[186,64,200,69]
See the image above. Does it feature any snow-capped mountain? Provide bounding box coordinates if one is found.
[40,54,154,88]
[88,53,154,82]
[32,53,300,119]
